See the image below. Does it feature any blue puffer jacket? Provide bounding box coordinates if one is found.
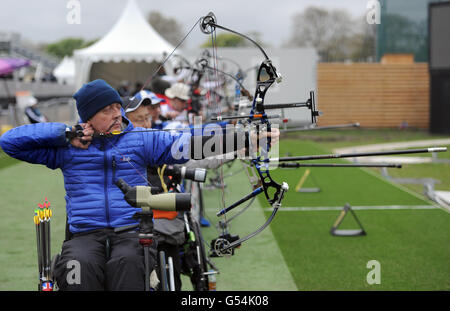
[0,119,191,233]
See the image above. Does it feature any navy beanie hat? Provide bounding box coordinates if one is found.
[73,79,123,122]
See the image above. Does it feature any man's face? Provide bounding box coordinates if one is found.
[126,105,152,128]
[88,103,122,133]
[147,104,160,121]
[171,98,188,112]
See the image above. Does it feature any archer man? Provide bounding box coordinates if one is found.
[0,79,279,291]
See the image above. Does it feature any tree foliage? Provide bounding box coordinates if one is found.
[286,6,376,62]
[44,38,97,58]
[200,31,266,48]
[147,11,184,46]
[380,14,427,61]
[201,33,246,48]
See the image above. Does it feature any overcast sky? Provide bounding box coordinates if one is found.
[0,0,370,48]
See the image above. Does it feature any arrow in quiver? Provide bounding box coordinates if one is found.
[34,198,54,291]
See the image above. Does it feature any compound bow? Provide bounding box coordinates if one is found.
[198,12,321,255]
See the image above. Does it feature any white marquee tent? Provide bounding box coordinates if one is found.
[73,0,174,91]
[53,56,75,85]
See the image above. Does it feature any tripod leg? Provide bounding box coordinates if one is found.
[143,245,150,291]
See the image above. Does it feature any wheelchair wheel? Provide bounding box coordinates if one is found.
[158,251,169,291]
[189,217,210,291]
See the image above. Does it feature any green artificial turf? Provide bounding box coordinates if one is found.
[271,209,450,290]
[268,208,450,290]
[0,163,66,291]
[268,139,432,208]
[257,138,450,290]
[283,128,449,150]
[0,148,20,170]
[193,163,298,291]
[0,161,297,291]
[383,162,450,193]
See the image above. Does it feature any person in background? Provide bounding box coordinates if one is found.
[122,92,152,129]
[132,81,144,96]
[150,77,171,99]
[117,80,130,97]
[161,83,190,122]
[124,90,167,130]
[25,96,48,123]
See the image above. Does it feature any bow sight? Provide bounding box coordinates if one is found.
[217,91,321,125]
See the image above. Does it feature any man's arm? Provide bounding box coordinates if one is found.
[0,123,68,169]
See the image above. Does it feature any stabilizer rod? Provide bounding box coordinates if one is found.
[277,162,402,168]
[273,147,447,162]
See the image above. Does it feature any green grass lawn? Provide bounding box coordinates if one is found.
[269,139,433,207]
[193,172,297,291]
[283,129,450,200]
[201,142,450,290]
[0,148,19,170]
[0,163,66,291]
[0,161,297,291]
[256,137,450,290]
[381,162,450,194]
[283,128,449,150]
[198,136,449,290]
[390,145,450,159]
[269,208,450,290]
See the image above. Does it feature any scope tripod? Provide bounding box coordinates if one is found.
[115,178,192,291]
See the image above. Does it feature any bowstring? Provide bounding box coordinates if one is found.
[209,28,229,237]
[140,17,203,92]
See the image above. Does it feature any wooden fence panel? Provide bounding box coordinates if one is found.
[317,63,429,129]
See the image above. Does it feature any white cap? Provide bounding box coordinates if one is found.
[165,83,190,101]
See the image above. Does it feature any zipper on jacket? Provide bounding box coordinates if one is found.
[102,141,111,227]
[112,156,117,185]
